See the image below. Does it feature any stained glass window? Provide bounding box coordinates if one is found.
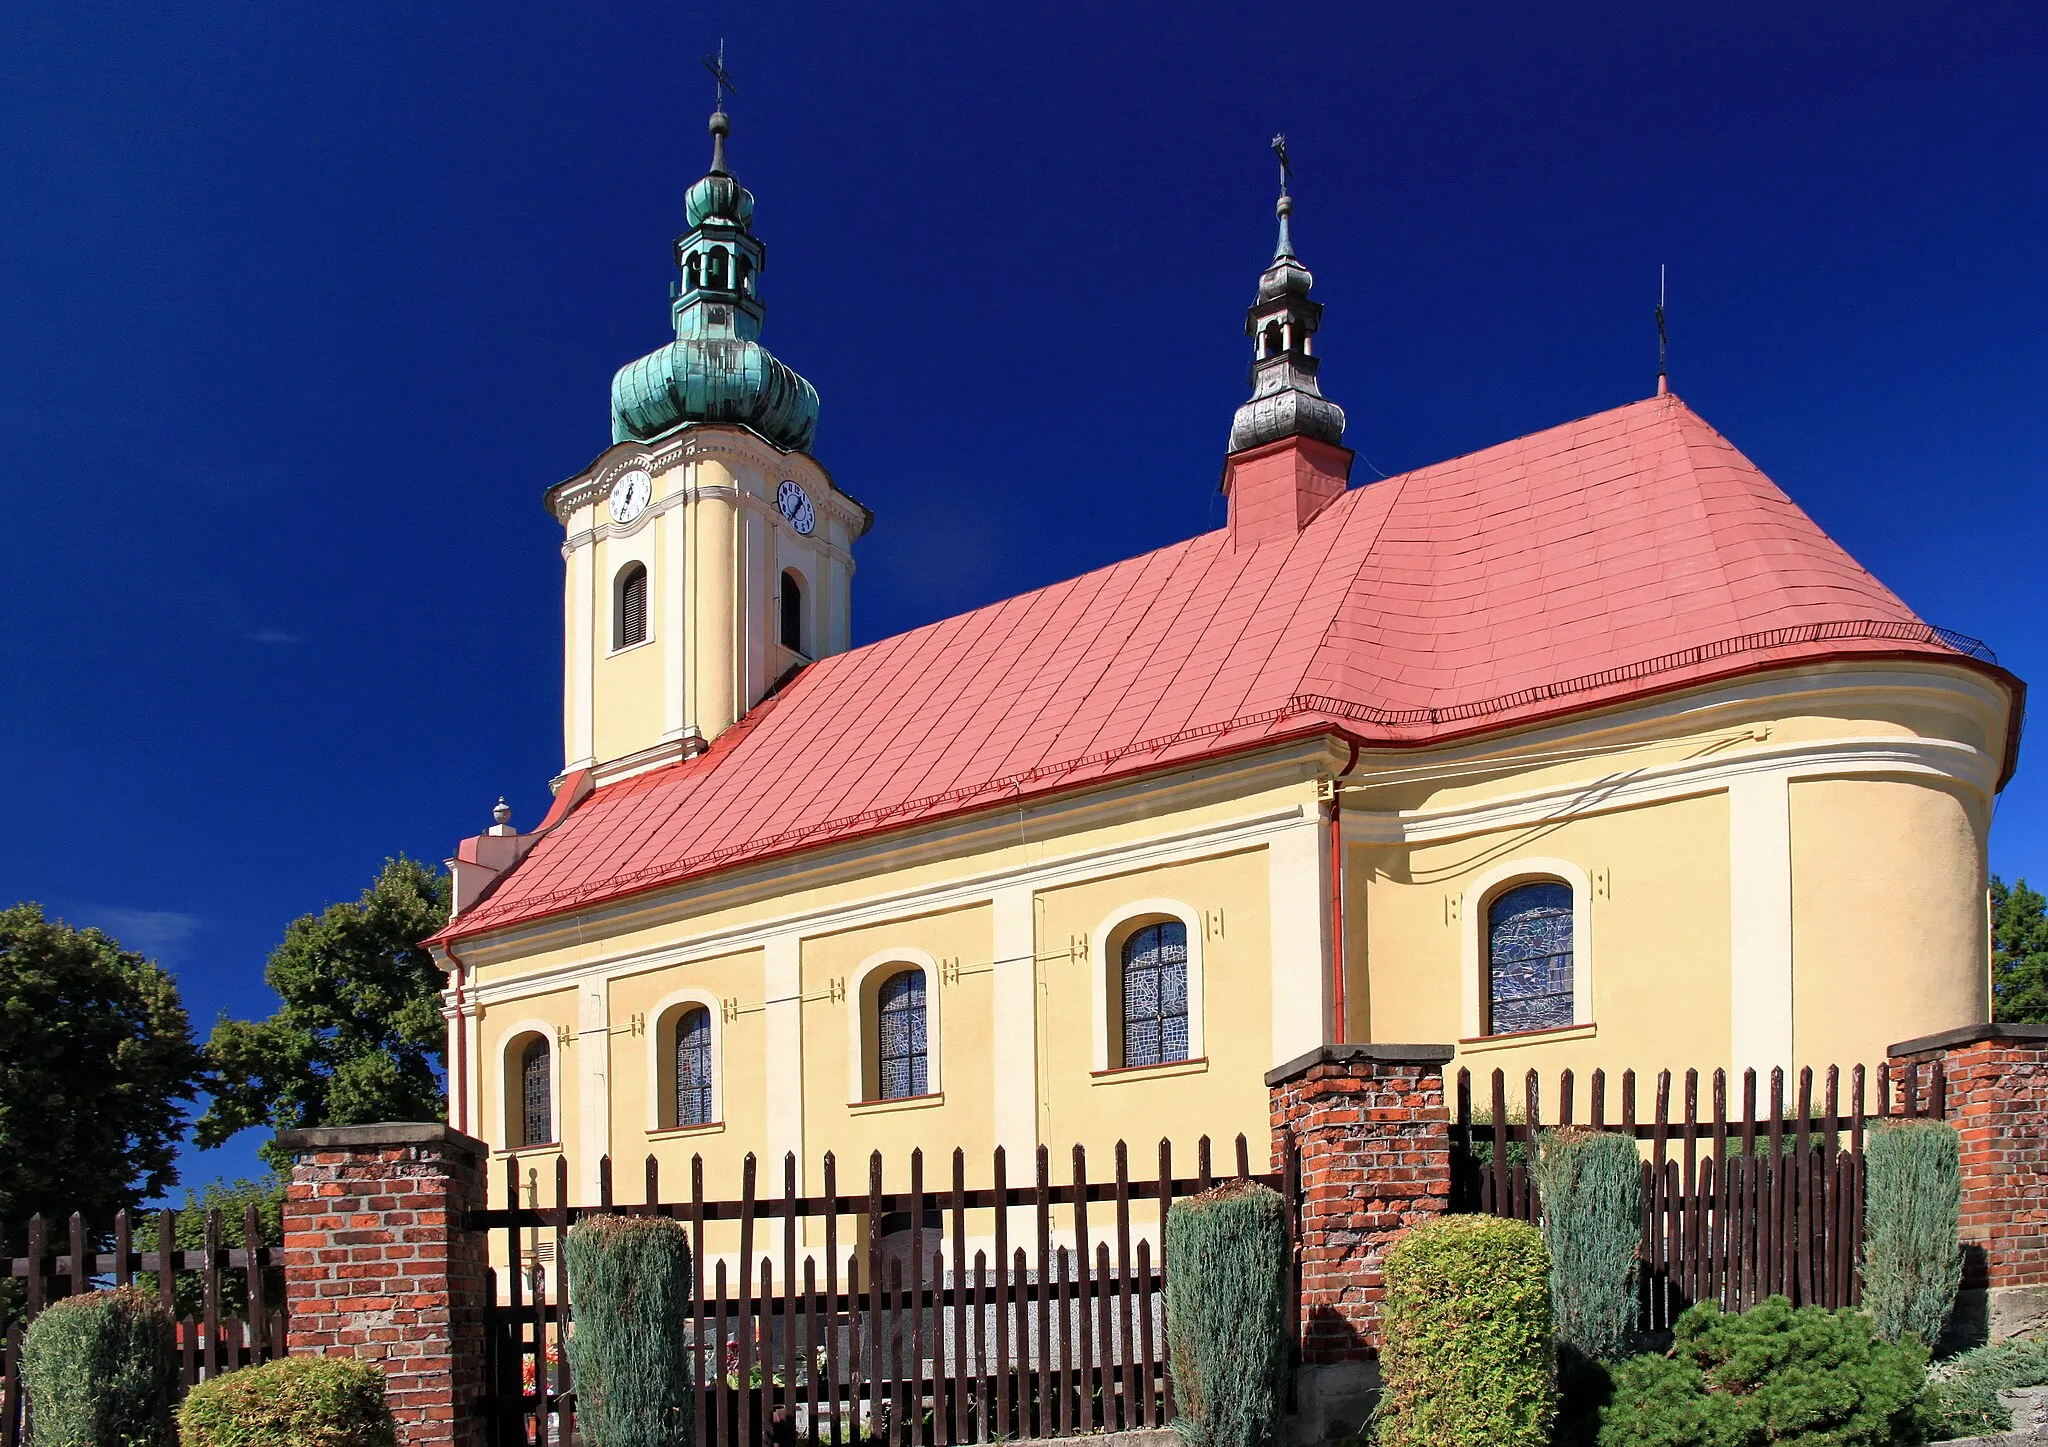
[675,1007,713,1127]
[1121,921,1190,1068]
[877,969,928,1100]
[520,1036,552,1147]
[1487,882,1574,1035]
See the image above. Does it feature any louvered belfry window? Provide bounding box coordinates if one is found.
[1121,922,1190,1068]
[780,571,803,652]
[876,969,928,1100]
[1487,881,1575,1035]
[675,1006,713,1127]
[520,1036,552,1147]
[616,563,648,649]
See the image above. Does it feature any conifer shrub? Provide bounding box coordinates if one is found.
[1162,1179,1290,1447]
[1863,1118,1964,1347]
[1596,1296,1931,1446]
[1923,1334,2048,1439]
[20,1284,179,1447]
[1373,1214,1554,1447]
[1534,1127,1643,1363]
[564,1213,697,1447]
[178,1356,396,1447]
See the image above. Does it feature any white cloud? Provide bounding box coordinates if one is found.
[69,906,203,964]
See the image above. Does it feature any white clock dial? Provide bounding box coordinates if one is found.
[776,478,816,536]
[608,469,651,525]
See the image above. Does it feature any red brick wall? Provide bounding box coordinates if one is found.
[1268,1044,1455,1361]
[279,1123,490,1447]
[1890,1025,2048,1292]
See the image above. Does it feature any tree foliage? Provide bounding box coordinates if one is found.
[179,1355,397,1447]
[1535,1127,1644,1363]
[135,1174,287,1321]
[1162,1180,1290,1447]
[1862,1119,1963,1347]
[0,904,203,1239]
[197,857,450,1165]
[1375,1215,1555,1447]
[1597,1297,1930,1447]
[21,1284,180,1447]
[1992,876,2048,1024]
[565,1215,698,1447]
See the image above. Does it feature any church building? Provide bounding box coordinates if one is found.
[428,104,2023,1217]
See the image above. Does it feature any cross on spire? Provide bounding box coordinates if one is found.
[1272,133,1292,198]
[703,39,738,112]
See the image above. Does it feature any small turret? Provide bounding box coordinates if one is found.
[1220,137,1355,549]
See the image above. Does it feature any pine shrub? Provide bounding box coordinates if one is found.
[1374,1214,1554,1447]
[1924,1334,2048,1439]
[1597,1296,1931,1446]
[178,1356,396,1447]
[1864,1119,1963,1347]
[1162,1179,1290,1447]
[564,1213,697,1447]
[20,1284,179,1447]
[1534,1127,1643,1362]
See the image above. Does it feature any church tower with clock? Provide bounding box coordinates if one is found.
[543,103,869,786]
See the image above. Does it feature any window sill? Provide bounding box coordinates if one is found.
[648,1121,725,1139]
[497,1141,563,1157]
[606,637,655,659]
[1091,1056,1208,1084]
[1459,1022,1597,1053]
[847,1091,945,1116]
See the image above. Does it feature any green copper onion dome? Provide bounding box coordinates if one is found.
[609,108,819,452]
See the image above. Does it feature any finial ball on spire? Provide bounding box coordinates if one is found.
[493,797,512,827]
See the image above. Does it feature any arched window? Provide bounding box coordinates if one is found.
[707,247,729,290]
[1487,882,1574,1034]
[736,254,754,295]
[674,1006,713,1127]
[520,1036,553,1147]
[615,563,648,649]
[876,969,928,1100]
[780,570,804,652]
[1120,921,1189,1068]
[685,253,702,291]
[1261,319,1284,358]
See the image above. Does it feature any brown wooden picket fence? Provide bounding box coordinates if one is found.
[0,1206,285,1445]
[472,1134,1298,1447]
[1450,1060,1947,1331]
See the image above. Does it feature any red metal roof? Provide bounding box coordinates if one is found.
[440,395,2007,941]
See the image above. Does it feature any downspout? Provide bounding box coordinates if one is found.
[1328,738,1362,1044]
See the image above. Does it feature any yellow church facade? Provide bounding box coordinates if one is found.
[429,108,2021,1227]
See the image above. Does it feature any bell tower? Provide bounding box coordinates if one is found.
[544,101,871,786]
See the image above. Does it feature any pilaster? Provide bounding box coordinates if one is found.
[1729,771,1794,1076]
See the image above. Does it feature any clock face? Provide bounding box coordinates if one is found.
[777,479,816,536]
[608,469,651,525]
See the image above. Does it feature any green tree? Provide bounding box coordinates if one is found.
[197,858,450,1166]
[0,904,203,1236]
[135,1175,286,1322]
[1993,875,2048,1023]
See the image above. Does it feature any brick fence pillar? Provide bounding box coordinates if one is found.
[1889,1023,2048,1345]
[277,1122,491,1447]
[1267,1043,1455,1442]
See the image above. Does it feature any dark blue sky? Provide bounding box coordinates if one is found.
[5,2,2044,1190]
